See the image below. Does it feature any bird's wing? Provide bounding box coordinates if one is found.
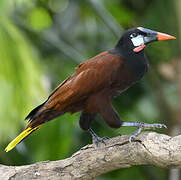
[40,51,123,112]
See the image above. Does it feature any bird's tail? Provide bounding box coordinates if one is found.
[5,125,41,152]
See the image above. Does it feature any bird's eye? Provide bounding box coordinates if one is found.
[131,33,138,38]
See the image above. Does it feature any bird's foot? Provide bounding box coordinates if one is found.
[121,122,167,143]
[88,128,109,147]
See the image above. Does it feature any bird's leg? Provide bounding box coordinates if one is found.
[121,122,167,142]
[88,128,109,147]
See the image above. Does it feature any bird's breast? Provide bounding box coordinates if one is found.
[125,55,149,82]
[110,57,149,98]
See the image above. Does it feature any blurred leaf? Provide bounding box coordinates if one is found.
[28,7,52,31]
[105,1,134,26]
[0,17,48,143]
[49,0,69,13]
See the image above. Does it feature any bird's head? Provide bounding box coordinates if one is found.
[116,27,176,53]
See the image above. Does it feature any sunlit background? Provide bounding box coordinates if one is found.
[0,0,180,179]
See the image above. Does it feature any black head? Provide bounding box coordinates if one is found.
[115,27,176,54]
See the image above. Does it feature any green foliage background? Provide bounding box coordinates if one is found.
[0,0,180,179]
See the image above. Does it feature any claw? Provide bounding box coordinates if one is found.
[129,135,134,143]
[93,136,108,146]
[163,124,167,129]
[89,129,109,147]
[102,136,110,140]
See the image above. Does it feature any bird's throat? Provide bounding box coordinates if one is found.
[109,47,149,81]
[133,44,146,53]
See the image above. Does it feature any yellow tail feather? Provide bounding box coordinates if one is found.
[5,126,41,152]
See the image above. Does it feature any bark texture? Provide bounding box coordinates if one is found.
[1,132,181,180]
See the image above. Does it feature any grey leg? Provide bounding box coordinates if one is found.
[88,128,109,146]
[122,122,167,142]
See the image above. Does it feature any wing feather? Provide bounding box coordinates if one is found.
[40,52,123,112]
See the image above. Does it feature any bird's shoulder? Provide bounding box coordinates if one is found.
[75,51,124,73]
[44,51,125,108]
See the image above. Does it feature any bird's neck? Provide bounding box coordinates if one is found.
[109,47,149,81]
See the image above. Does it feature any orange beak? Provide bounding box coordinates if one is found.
[157,32,176,41]
[137,27,176,45]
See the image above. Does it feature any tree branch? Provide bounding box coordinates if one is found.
[1,132,181,180]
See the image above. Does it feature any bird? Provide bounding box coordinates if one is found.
[5,27,176,152]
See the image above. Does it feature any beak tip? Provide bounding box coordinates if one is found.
[157,32,176,41]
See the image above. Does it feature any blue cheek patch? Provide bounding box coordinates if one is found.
[131,35,144,46]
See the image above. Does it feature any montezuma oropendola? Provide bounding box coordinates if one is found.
[5,27,176,152]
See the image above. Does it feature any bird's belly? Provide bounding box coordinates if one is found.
[112,80,135,98]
